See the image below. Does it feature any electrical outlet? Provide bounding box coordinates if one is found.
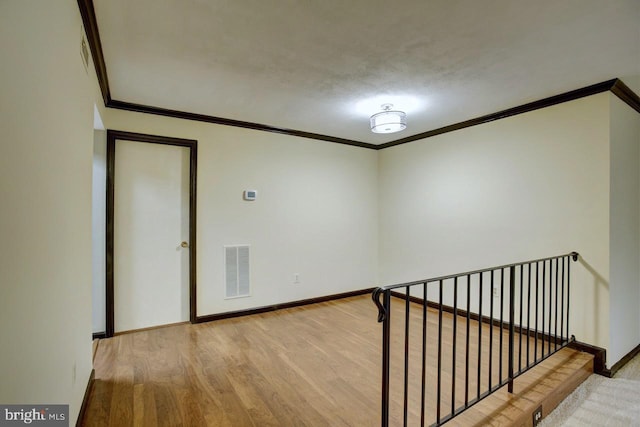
[493,284,499,298]
[293,273,300,284]
[532,405,542,426]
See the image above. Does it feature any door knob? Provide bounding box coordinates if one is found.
[180,241,189,248]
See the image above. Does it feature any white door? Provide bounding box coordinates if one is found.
[113,139,190,332]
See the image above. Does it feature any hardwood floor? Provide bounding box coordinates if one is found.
[81,295,592,426]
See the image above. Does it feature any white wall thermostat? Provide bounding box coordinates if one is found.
[243,190,257,201]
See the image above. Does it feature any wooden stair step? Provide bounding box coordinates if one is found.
[447,347,594,426]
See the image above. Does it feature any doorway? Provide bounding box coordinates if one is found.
[105,130,197,337]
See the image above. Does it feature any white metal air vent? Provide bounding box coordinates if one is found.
[80,27,90,72]
[225,245,250,298]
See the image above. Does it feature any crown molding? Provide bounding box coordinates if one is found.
[79,0,639,150]
[611,79,640,114]
[377,79,621,149]
[108,100,378,149]
[77,0,111,104]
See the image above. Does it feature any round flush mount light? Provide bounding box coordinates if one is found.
[370,103,407,134]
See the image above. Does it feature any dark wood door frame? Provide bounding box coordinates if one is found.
[105,130,198,337]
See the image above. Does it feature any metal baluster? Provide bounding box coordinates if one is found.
[548,259,553,356]
[534,262,539,362]
[437,280,444,425]
[489,270,494,390]
[404,287,410,426]
[465,274,471,407]
[499,268,504,384]
[526,263,531,367]
[421,283,427,427]
[560,257,565,344]
[477,273,483,400]
[519,265,523,373]
[568,254,574,341]
[377,289,391,427]
[508,266,515,393]
[451,278,458,416]
[540,261,547,357]
[553,258,559,351]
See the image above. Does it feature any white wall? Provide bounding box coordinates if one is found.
[0,0,104,422]
[379,93,611,351]
[105,109,379,316]
[609,93,640,364]
[92,130,106,333]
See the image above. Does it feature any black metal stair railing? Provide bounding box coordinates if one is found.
[372,252,579,427]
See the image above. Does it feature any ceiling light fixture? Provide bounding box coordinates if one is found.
[370,103,407,134]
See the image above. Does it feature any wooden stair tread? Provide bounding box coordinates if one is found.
[447,347,593,426]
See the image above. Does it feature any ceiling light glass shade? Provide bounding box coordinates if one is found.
[370,104,407,134]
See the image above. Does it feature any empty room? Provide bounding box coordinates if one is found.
[1,1,639,426]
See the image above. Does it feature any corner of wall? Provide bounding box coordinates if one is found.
[608,86,640,366]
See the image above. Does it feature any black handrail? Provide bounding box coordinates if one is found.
[376,252,579,293]
[372,252,579,427]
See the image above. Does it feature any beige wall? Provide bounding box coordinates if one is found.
[378,93,611,351]
[0,0,105,421]
[105,109,379,316]
[609,93,640,364]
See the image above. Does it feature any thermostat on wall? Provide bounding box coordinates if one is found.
[243,190,257,201]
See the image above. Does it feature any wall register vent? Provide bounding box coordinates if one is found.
[225,245,250,298]
[80,26,90,72]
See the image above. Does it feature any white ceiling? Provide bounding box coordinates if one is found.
[93,0,640,145]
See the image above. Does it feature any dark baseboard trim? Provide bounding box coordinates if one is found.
[609,343,640,377]
[568,341,610,376]
[388,291,565,344]
[75,368,95,427]
[568,342,640,378]
[389,291,639,378]
[195,287,375,323]
[92,332,106,340]
[389,289,497,327]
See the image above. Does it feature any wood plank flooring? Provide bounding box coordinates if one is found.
[81,295,592,426]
